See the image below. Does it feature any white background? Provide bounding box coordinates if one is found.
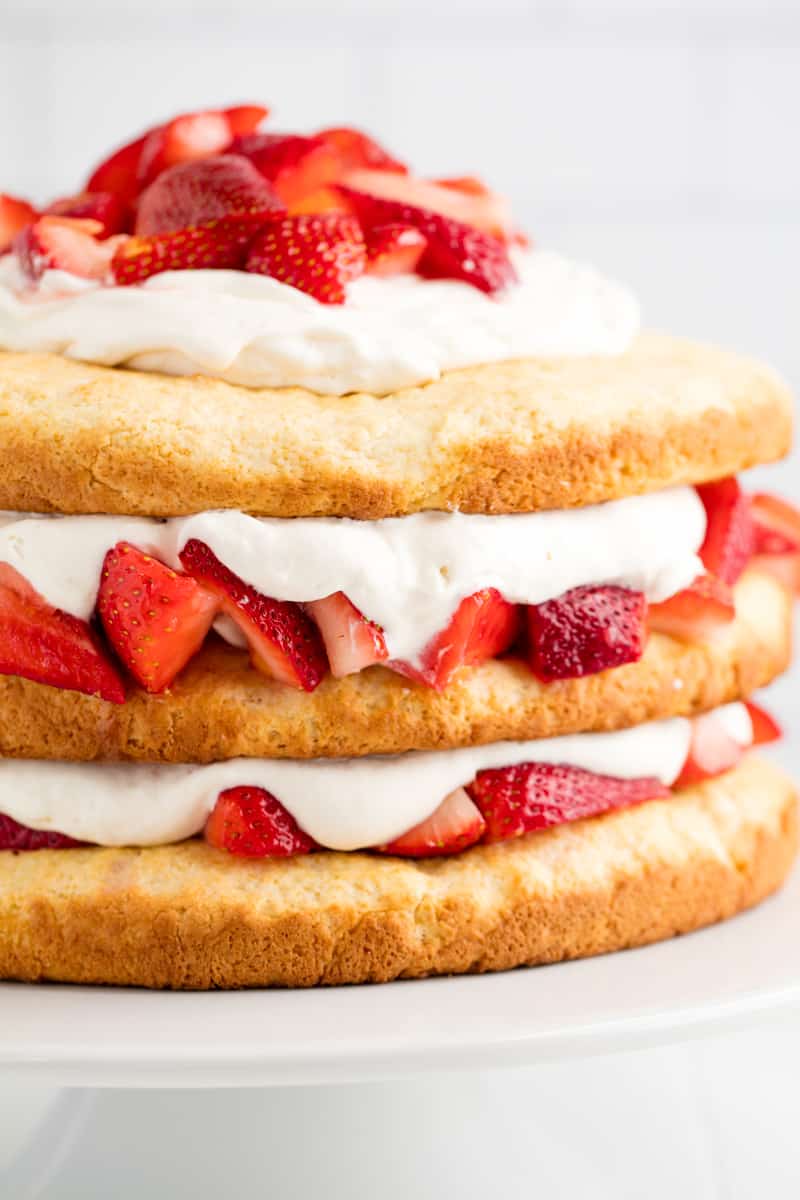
[1,0,799,1195]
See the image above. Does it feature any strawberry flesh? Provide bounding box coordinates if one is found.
[648,573,736,641]
[205,785,315,857]
[0,813,83,852]
[14,216,118,282]
[696,478,755,585]
[469,762,668,844]
[527,585,647,681]
[137,110,232,189]
[0,563,124,702]
[365,223,427,276]
[673,710,746,788]
[305,592,388,677]
[340,169,513,239]
[389,588,518,691]
[246,213,366,304]
[377,788,485,857]
[135,154,284,236]
[46,191,128,237]
[111,224,252,285]
[86,134,148,209]
[97,542,219,693]
[0,193,38,253]
[179,539,328,691]
[751,493,800,555]
[316,127,407,173]
[230,133,341,207]
[744,699,782,746]
[223,104,269,137]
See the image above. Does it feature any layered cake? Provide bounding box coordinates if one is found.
[0,104,797,987]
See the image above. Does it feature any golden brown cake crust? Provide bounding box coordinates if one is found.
[0,568,790,762]
[0,334,792,518]
[0,756,794,989]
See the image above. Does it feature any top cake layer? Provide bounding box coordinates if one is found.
[0,334,791,518]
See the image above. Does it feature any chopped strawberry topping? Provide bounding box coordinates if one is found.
[390,589,518,691]
[673,710,746,788]
[341,187,516,294]
[751,493,800,555]
[0,193,38,254]
[246,213,366,304]
[377,788,485,857]
[137,110,233,189]
[696,478,755,585]
[648,573,736,641]
[340,169,513,239]
[365,223,427,276]
[469,763,668,844]
[14,216,119,282]
[0,813,82,852]
[179,539,328,691]
[135,154,284,236]
[744,699,782,746]
[45,191,128,238]
[230,133,341,207]
[86,134,149,209]
[111,224,252,285]
[316,127,407,174]
[0,563,124,702]
[305,592,388,677]
[751,551,800,593]
[205,785,315,857]
[527,585,647,681]
[97,542,218,693]
[223,104,269,137]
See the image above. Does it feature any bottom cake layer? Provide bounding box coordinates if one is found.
[0,755,795,989]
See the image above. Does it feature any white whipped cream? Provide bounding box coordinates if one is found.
[0,705,753,850]
[0,487,705,664]
[0,249,640,395]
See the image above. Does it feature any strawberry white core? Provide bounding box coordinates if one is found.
[0,486,704,667]
[0,704,753,851]
[0,248,639,395]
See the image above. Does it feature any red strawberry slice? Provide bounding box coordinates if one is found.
[377,788,485,857]
[389,589,519,691]
[135,154,284,236]
[111,223,251,285]
[340,169,514,240]
[45,191,128,237]
[86,134,148,209]
[469,762,668,844]
[433,175,493,196]
[527,585,647,682]
[340,187,516,294]
[744,700,782,746]
[673,710,746,788]
[0,193,38,253]
[751,551,800,593]
[316,127,407,173]
[137,110,233,189]
[751,492,800,555]
[230,133,341,207]
[0,813,83,852]
[696,478,755,585]
[305,592,388,676]
[0,563,125,702]
[365,223,427,276]
[179,539,328,691]
[648,573,736,641]
[97,542,219,693]
[205,785,315,858]
[14,216,119,282]
[246,213,366,304]
[223,104,269,137]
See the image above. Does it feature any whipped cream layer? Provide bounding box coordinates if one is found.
[0,706,754,851]
[0,250,640,395]
[0,487,705,665]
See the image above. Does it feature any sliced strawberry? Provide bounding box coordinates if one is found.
[14,216,118,282]
[696,478,754,585]
[287,186,352,217]
[433,176,492,197]
[0,813,83,852]
[527,585,647,682]
[340,169,514,239]
[316,127,407,173]
[744,700,782,746]
[205,785,315,858]
[648,573,736,641]
[223,104,269,137]
[750,551,800,593]
[0,193,38,254]
[751,493,800,554]
[137,110,232,189]
[86,134,148,209]
[111,223,251,285]
[179,539,328,691]
[230,133,341,207]
[389,589,518,691]
[0,563,124,702]
[135,154,284,236]
[340,187,516,294]
[246,213,366,304]
[97,542,218,693]
[306,592,388,676]
[469,762,668,844]
[377,788,485,857]
[365,223,427,276]
[45,191,128,237]
[673,710,746,788]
